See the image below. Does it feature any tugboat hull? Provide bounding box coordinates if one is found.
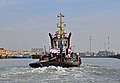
[29,61,81,68]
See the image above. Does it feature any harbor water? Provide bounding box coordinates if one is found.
[0,58,120,83]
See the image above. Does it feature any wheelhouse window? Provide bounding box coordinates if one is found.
[58,40,62,48]
[53,39,68,49]
[63,41,67,47]
[54,41,57,46]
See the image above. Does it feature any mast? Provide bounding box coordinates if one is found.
[57,12,66,62]
[57,12,66,37]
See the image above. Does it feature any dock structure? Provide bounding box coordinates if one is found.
[0,48,38,58]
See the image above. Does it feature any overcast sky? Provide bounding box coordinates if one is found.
[0,0,120,52]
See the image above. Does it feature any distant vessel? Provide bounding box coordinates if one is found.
[12,55,23,58]
[109,54,120,59]
[12,54,31,58]
[29,12,82,68]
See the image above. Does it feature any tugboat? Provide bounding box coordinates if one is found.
[29,12,82,68]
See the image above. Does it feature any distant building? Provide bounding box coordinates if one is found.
[0,48,5,50]
[31,48,44,54]
[96,50,115,56]
[84,51,96,56]
[0,48,36,57]
[79,53,86,57]
[0,48,7,56]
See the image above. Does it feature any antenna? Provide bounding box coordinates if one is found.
[90,36,92,53]
[108,36,110,51]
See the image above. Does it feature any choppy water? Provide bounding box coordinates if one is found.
[0,58,120,83]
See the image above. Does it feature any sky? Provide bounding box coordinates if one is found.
[0,0,120,52]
